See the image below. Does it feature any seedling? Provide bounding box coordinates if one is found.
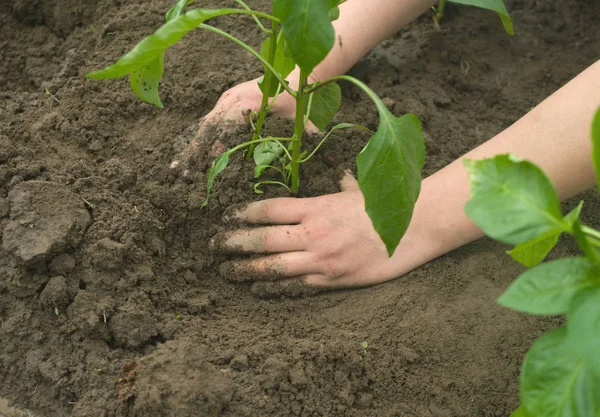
[433,0,514,35]
[85,0,425,256]
[361,340,368,356]
[464,109,600,417]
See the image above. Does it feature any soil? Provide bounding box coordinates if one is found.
[1,0,599,416]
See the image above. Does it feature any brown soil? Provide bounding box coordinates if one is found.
[1,0,599,416]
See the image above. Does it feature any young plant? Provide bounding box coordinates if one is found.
[434,0,514,35]
[463,109,600,417]
[86,0,426,256]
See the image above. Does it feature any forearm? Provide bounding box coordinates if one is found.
[389,60,600,277]
[285,0,437,88]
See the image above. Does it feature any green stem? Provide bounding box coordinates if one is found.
[198,24,295,97]
[234,0,272,34]
[247,21,280,158]
[435,0,447,25]
[290,70,309,193]
[581,225,600,240]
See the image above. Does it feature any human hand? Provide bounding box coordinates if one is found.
[170,78,316,176]
[210,172,404,298]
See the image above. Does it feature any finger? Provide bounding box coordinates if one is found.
[250,274,331,298]
[210,225,306,254]
[340,170,359,192]
[219,252,319,282]
[225,198,311,225]
[304,119,320,135]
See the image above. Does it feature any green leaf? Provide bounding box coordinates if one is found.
[258,37,295,97]
[308,82,341,131]
[509,406,529,417]
[87,8,238,80]
[448,0,514,35]
[464,154,566,245]
[202,152,230,207]
[129,55,165,108]
[253,141,284,166]
[521,328,600,417]
[507,203,583,267]
[272,0,335,74]
[507,229,561,268]
[568,287,600,377]
[328,6,340,21]
[254,164,271,178]
[166,0,194,22]
[357,110,425,256]
[498,257,599,315]
[591,109,600,192]
[573,220,600,266]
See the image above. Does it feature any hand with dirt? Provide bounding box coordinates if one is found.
[170,79,301,176]
[212,60,600,298]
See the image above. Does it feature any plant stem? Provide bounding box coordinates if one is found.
[434,0,447,26]
[290,70,309,193]
[198,24,295,97]
[234,0,272,34]
[247,22,280,158]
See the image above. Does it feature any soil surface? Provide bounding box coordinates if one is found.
[1,1,599,416]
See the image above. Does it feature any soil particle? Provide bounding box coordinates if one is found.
[133,340,234,417]
[39,275,69,310]
[87,238,127,271]
[108,307,159,349]
[49,253,76,275]
[3,181,90,265]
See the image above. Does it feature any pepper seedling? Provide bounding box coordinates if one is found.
[464,109,600,417]
[86,0,425,256]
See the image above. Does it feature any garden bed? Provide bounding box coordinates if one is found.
[0,0,599,416]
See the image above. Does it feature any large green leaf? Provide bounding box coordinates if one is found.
[87,8,238,80]
[253,141,284,166]
[356,109,424,256]
[521,328,600,417]
[272,0,335,74]
[568,287,600,377]
[507,203,583,267]
[448,0,513,35]
[464,154,566,245]
[258,37,295,97]
[498,257,599,315]
[308,82,341,131]
[591,109,600,191]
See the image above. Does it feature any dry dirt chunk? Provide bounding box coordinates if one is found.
[39,276,69,310]
[3,181,90,265]
[109,311,159,348]
[88,238,127,271]
[134,341,233,417]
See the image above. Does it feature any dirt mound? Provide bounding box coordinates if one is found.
[0,0,598,416]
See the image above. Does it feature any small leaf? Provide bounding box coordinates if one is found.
[591,109,600,192]
[357,111,425,256]
[328,6,340,21]
[498,257,599,315]
[521,328,600,417]
[308,82,341,131]
[130,55,164,108]
[253,141,284,166]
[572,220,600,266]
[568,287,600,377]
[448,0,514,35]
[507,229,561,268]
[202,152,230,207]
[254,164,271,178]
[258,37,295,97]
[166,0,194,22]
[272,0,335,74]
[464,155,566,245]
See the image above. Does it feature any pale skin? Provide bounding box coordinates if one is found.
[174,0,600,297]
